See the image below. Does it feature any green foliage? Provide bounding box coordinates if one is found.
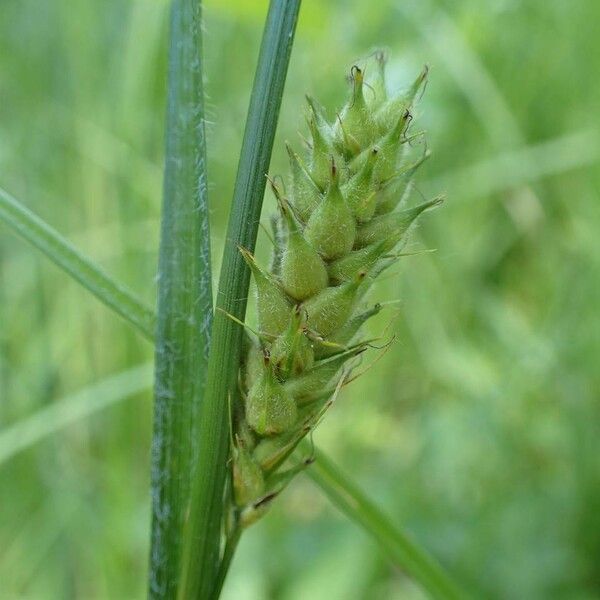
[2,1,599,599]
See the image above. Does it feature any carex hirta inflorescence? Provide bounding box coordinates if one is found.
[230,52,443,527]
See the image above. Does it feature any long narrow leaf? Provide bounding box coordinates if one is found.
[0,364,153,467]
[178,2,301,598]
[150,0,213,597]
[306,448,465,600]
[0,186,155,340]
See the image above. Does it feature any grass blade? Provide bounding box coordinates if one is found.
[178,2,301,598]
[0,186,155,340]
[0,364,153,467]
[149,0,213,597]
[306,447,465,600]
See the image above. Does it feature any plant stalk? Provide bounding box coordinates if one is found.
[178,2,301,598]
[149,0,212,597]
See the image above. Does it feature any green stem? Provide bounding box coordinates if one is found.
[210,524,242,600]
[0,186,155,340]
[149,0,212,597]
[306,447,465,600]
[178,2,301,598]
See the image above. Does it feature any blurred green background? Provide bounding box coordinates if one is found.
[1,0,599,598]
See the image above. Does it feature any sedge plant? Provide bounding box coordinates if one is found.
[0,1,464,599]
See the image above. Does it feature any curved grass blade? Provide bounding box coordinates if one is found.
[306,447,465,600]
[178,2,301,598]
[149,0,213,597]
[0,186,155,340]
[0,364,153,467]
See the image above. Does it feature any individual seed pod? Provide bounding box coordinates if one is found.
[253,427,307,473]
[276,190,329,301]
[246,353,298,436]
[244,337,265,391]
[304,162,356,260]
[327,239,389,285]
[269,306,314,379]
[284,344,367,403]
[240,246,292,337]
[349,109,411,183]
[305,95,333,141]
[376,149,431,215]
[302,271,366,337]
[233,436,265,507]
[239,495,274,529]
[286,143,323,222]
[334,66,372,153]
[315,303,383,358]
[341,147,379,222]
[374,65,428,135]
[355,196,444,249]
[307,107,336,189]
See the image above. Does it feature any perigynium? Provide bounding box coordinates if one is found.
[230,52,443,527]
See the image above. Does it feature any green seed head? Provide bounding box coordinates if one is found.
[233,54,441,528]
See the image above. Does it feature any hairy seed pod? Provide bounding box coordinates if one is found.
[307,110,336,189]
[376,149,431,215]
[315,303,383,358]
[240,247,292,336]
[304,163,356,260]
[246,355,298,436]
[375,65,428,135]
[355,196,444,249]
[342,147,379,222]
[278,194,329,301]
[284,344,366,403]
[269,306,314,379]
[328,239,389,285]
[286,143,322,222]
[335,66,372,153]
[233,439,265,507]
[302,272,366,337]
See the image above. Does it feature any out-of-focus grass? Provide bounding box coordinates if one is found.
[1,0,599,598]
